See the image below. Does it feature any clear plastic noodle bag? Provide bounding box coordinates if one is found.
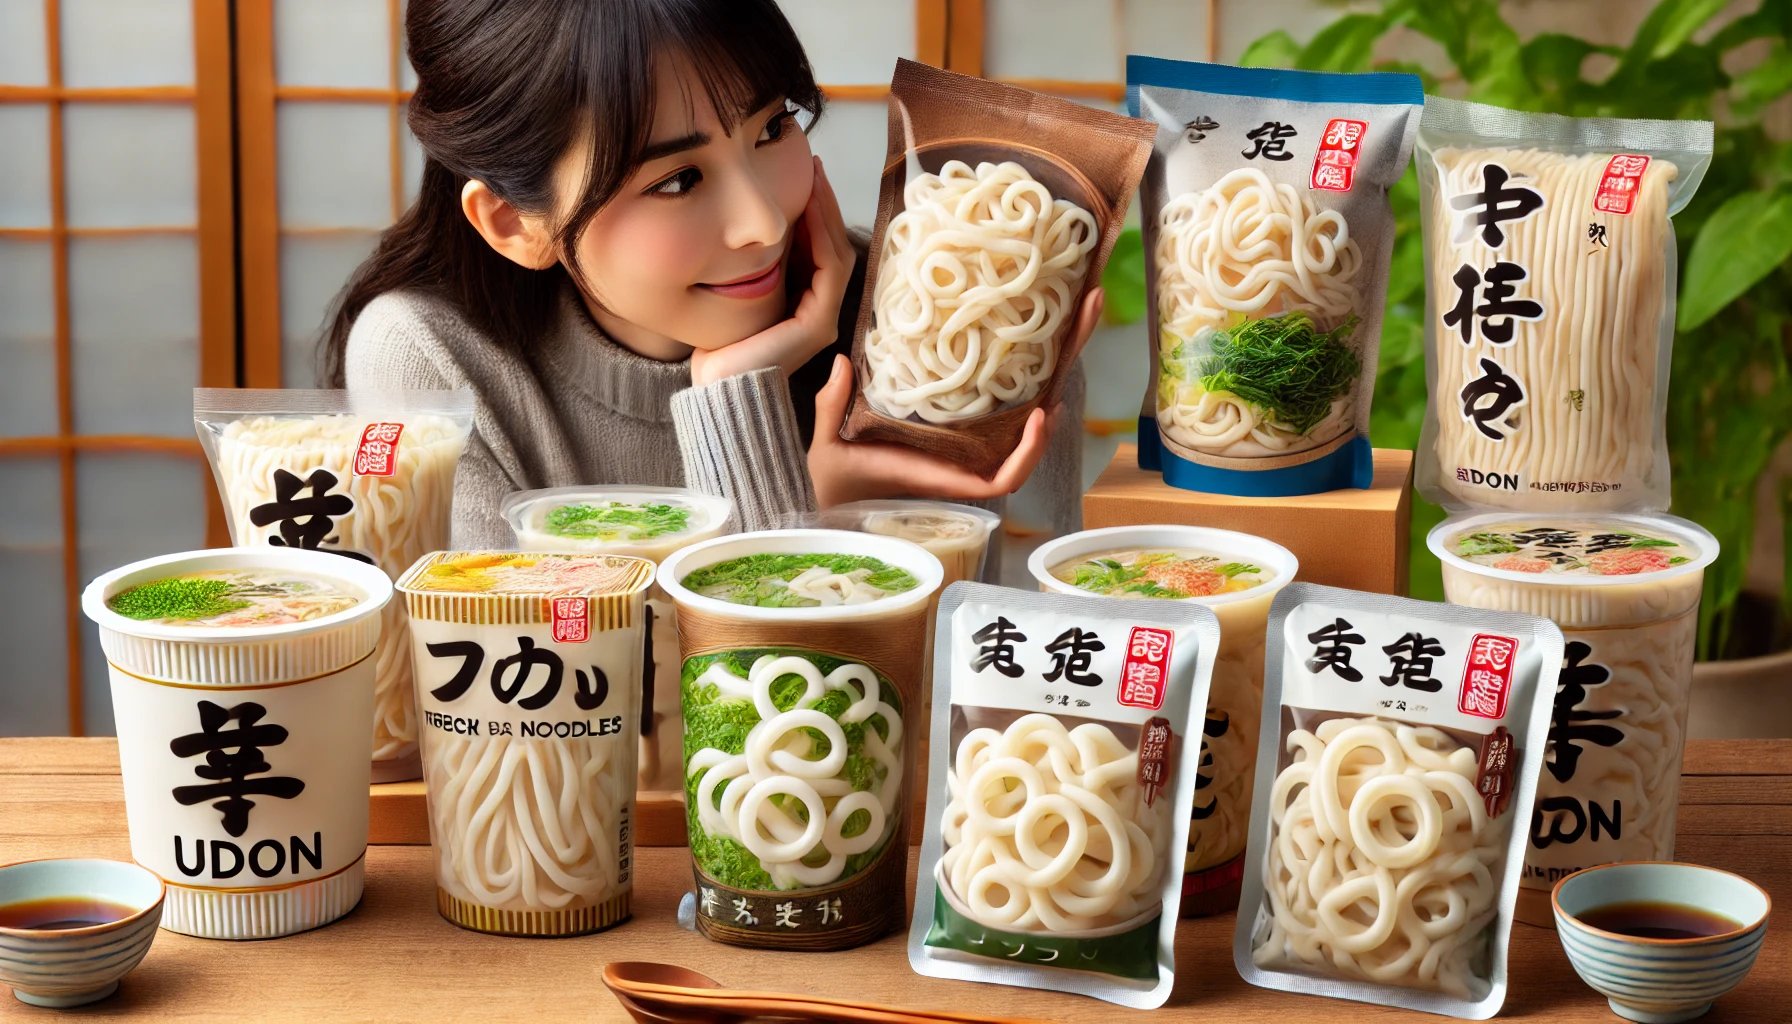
[193,388,475,781]
[1414,97,1712,513]
[1235,583,1563,1019]
[1129,56,1423,496]
[909,582,1219,1008]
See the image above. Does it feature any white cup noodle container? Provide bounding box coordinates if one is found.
[1428,513,1719,908]
[657,530,944,950]
[503,486,733,794]
[396,551,655,937]
[81,547,393,940]
[1028,525,1298,912]
[822,500,1002,588]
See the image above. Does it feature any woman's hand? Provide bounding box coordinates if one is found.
[689,157,856,387]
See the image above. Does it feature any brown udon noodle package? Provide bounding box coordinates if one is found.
[843,59,1155,477]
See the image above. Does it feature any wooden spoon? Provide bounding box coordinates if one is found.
[603,962,1056,1024]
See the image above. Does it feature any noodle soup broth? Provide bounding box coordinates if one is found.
[658,530,943,950]
[105,568,360,628]
[1030,526,1297,915]
[1430,514,1718,927]
[398,551,655,936]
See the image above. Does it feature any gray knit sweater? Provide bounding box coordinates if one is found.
[343,285,1081,548]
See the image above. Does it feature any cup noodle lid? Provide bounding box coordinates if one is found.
[656,528,945,623]
[81,547,393,686]
[1027,525,1299,609]
[500,485,734,558]
[1427,512,1719,588]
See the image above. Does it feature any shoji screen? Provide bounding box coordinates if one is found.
[0,0,235,737]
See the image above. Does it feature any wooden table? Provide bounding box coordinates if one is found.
[3,738,1787,1022]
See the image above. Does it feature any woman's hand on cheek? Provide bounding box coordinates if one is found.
[807,355,1060,508]
[688,157,857,387]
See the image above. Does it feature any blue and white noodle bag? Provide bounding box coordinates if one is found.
[909,583,1218,1008]
[1235,583,1563,1019]
[1129,57,1422,496]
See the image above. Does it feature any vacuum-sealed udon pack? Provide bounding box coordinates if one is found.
[1414,97,1712,513]
[1236,583,1562,1019]
[194,388,475,782]
[843,58,1154,478]
[909,583,1219,1008]
[1130,56,1422,496]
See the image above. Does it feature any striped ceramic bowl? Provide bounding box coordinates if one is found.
[1554,862,1770,1024]
[0,858,164,1008]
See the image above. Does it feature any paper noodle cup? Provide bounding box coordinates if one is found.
[502,486,734,795]
[397,552,654,937]
[1028,525,1297,915]
[81,547,393,940]
[658,529,944,951]
[1430,513,1718,927]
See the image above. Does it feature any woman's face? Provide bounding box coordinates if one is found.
[561,56,815,356]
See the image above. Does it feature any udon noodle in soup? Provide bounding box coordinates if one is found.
[1051,548,1274,600]
[407,552,647,595]
[681,553,919,608]
[1448,521,1694,577]
[106,568,359,627]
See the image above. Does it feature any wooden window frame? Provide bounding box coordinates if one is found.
[0,0,237,737]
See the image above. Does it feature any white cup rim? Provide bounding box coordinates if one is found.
[1026,524,1298,608]
[1552,860,1773,944]
[1428,512,1719,588]
[656,529,944,621]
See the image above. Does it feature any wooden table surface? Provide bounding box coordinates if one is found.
[3,737,1788,1022]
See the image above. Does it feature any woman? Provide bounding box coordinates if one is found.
[325,0,1094,547]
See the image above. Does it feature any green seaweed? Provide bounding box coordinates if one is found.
[107,577,251,622]
[1198,311,1361,434]
[544,501,690,540]
[680,553,918,607]
[1457,532,1520,557]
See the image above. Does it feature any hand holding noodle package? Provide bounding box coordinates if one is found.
[909,582,1219,1008]
[1130,57,1422,496]
[1414,97,1712,512]
[194,389,475,782]
[843,59,1155,478]
[1235,583,1563,1019]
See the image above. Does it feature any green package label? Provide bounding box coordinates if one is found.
[924,888,1162,982]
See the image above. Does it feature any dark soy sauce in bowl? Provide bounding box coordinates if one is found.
[1575,901,1743,940]
[0,897,139,931]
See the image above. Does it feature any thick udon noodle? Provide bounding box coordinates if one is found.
[212,414,464,763]
[1155,169,1361,456]
[864,160,1097,424]
[942,714,1168,932]
[1254,717,1505,998]
[424,731,625,910]
[1426,150,1676,509]
[687,655,902,889]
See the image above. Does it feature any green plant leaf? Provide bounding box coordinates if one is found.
[1679,187,1792,330]
[1238,28,1300,69]
[1297,14,1388,74]
[1627,0,1732,64]
[1101,227,1146,326]
[1731,41,1792,119]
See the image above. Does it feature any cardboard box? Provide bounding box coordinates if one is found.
[1082,444,1414,595]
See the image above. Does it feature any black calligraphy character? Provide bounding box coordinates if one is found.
[1443,263,1543,345]
[169,701,304,838]
[1443,265,1481,345]
[1460,357,1525,441]
[248,468,370,563]
[1588,222,1608,249]
[491,636,564,711]
[1241,121,1296,161]
[1510,527,1579,563]
[1450,163,1545,248]
[1305,618,1366,682]
[971,617,1027,678]
[425,640,484,702]
[1042,628,1105,686]
[1183,115,1219,143]
[1380,632,1445,692]
[1192,712,1230,820]
[574,666,609,711]
[1547,642,1623,784]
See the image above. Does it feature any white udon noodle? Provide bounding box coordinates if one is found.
[1253,717,1506,998]
[1427,150,1676,510]
[686,655,901,890]
[213,414,465,763]
[1155,168,1362,457]
[941,714,1168,932]
[424,731,625,910]
[863,160,1097,424]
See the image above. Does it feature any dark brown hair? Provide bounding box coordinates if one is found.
[319,0,826,389]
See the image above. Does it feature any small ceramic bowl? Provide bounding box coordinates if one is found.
[0,858,165,1008]
[1553,861,1771,1023]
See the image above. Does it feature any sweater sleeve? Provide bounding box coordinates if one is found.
[1036,357,1086,537]
[670,367,818,532]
